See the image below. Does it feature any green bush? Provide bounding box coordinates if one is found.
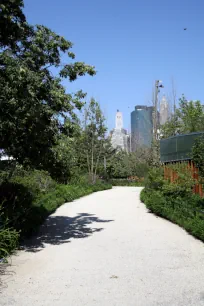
[10,169,56,196]
[162,164,196,197]
[0,182,34,232]
[141,166,204,242]
[192,135,204,178]
[144,167,165,191]
[0,204,19,259]
[69,174,90,185]
[0,227,19,259]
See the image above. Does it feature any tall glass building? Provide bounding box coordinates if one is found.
[131,105,153,151]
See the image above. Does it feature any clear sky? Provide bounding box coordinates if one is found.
[24,0,204,131]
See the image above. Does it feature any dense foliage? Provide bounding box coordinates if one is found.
[141,166,204,242]
[79,98,113,183]
[106,148,151,180]
[0,0,96,172]
[192,136,204,179]
[0,0,29,49]
[161,96,204,138]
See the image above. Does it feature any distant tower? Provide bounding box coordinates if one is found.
[160,95,169,125]
[115,110,123,129]
[110,110,129,152]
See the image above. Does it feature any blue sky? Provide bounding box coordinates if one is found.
[24,0,204,131]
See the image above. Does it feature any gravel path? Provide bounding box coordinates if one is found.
[1,187,204,306]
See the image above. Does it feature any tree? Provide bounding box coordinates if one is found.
[160,96,204,138]
[81,98,108,183]
[0,0,30,49]
[129,147,152,174]
[0,1,96,172]
[106,151,132,179]
[106,147,151,179]
[160,112,181,138]
[177,97,204,133]
[46,132,79,184]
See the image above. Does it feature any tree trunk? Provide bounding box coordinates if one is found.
[91,135,94,183]
[94,142,103,183]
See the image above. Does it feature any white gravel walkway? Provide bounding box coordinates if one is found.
[1,187,204,306]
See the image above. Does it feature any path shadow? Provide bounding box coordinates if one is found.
[21,213,113,252]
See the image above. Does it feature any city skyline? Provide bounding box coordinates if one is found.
[109,101,161,152]
[109,94,171,151]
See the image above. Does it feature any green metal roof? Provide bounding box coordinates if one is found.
[160,132,204,163]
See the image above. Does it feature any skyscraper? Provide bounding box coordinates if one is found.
[110,110,129,152]
[115,110,123,129]
[160,95,169,125]
[131,105,153,151]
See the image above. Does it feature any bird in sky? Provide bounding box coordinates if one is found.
[184,28,187,30]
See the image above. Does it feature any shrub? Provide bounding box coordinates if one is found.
[141,189,167,216]
[69,174,90,185]
[162,164,196,197]
[0,182,34,232]
[192,135,204,178]
[0,226,19,259]
[141,167,204,242]
[10,169,56,196]
[0,203,19,259]
[144,167,165,190]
